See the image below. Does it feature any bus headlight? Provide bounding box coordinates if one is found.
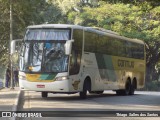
[19,75,26,81]
[55,76,68,81]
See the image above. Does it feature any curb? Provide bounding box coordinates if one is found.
[11,90,24,120]
[12,90,22,111]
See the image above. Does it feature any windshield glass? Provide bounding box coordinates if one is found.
[20,28,70,73]
[44,42,68,72]
[24,29,70,41]
[20,42,68,73]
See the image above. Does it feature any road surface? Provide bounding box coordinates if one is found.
[17,90,160,120]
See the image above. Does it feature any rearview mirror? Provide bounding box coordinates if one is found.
[64,40,74,55]
[11,39,22,54]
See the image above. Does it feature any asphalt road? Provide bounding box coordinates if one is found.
[17,90,160,120]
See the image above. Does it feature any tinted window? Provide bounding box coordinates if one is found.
[84,31,97,52]
[69,29,83,75]
[84,30,144,59]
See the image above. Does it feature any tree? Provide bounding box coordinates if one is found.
[0,0,62,66]
[0,0,159,85]
[0,0,10,65]
[67,0,160,82]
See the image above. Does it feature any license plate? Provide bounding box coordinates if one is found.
[37,85,45,88]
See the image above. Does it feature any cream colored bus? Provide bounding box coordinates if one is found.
[16,24,146,99]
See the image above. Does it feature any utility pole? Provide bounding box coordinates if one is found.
[10,0,14,89]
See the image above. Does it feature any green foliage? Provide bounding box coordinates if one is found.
[0,66,5,79]
[0,0,10,65]
[66,0,160,83]
[145,81,160,91]
[0,0,62,66]
[0,0,160,88]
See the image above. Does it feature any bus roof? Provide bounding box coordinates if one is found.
[27,24,144,45]
[84,27,144,45]
[27,24,83,29]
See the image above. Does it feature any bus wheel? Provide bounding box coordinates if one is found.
[129,85,135,95]
[116,80,131,96]
[41,92,48,98]
[129,80,137,95]
[124,80,131,95]
[116,90,124,95]
[96,91,104,94]
[79,80,90,99]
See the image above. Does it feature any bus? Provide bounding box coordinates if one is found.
[15,24,146,99]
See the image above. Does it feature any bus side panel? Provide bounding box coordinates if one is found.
[78,53,145,91]
[95,54,119,90]
[81,52,104,91]
[68,74,83,92]
[112,56,146,89]
[82,53,119,91]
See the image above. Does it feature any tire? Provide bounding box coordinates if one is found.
[124,80,131,95]
[129,85,135,95]
[79,80,90,99]
[116,80,131,96]
[129,80,136,95]
[116,90,124,95]
[79,89,87,99]
[41,92,48,98]
[95,91,104,94]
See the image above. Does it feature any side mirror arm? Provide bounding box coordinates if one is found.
[65,39,74,55]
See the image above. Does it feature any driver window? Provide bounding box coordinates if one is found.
[69,29,82,75]
[69,48,81,75]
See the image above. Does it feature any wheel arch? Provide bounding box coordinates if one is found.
[83,76,92,92]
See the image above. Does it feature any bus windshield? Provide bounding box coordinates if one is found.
[20,28,70,73]
[20,42,69,73]
[24,29,70,41]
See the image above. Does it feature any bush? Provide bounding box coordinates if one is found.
[144,80,160,91]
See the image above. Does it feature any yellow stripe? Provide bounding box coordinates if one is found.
[26,74,54,82]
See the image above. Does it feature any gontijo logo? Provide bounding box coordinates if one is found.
[118,59,134,68]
